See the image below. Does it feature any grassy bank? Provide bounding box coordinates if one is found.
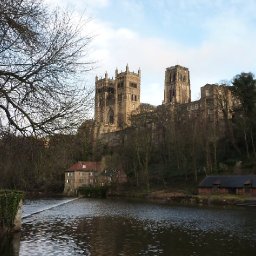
[0,190,24,233]
[107,185,256,207]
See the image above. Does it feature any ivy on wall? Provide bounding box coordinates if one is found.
[0,190,24,231]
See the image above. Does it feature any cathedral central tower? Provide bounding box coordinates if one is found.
[163,65,191,104]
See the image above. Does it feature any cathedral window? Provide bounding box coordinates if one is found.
[205,89,210,97]
[107,87,114,93]
[99,98,104,107]
[130,82,137,88]
[106,93,115,106]
[170,73,176,82]
[118,81,124,88]
[131,94,137,101]
[118,94,122,101]
[169,89,175,102]
[108,109,114,124]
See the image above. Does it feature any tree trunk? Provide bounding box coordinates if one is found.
[243,118,250,159]
[250,129,256,158]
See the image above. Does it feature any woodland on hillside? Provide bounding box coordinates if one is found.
[0,73,255,193]
[0,123,93,192]
[97,73,256,192]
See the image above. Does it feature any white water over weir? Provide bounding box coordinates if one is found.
[22,197,80,219]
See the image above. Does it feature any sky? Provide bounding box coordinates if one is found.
[45,0,256,106]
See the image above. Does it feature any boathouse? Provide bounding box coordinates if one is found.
[198,175,256,196]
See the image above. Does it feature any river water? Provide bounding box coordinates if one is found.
[1,197,256,255]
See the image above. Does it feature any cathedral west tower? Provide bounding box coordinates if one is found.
[94,65,140,135]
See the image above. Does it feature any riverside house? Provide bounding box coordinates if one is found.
[64,161,101,196]
[198,175,256,196]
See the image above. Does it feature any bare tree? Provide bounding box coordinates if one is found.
[130,110,155,191]
[0,0,94,135]
[231,73,256,158]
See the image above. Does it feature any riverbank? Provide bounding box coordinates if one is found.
[0,190,23,237]
[22,187,256,207]
[107,188,256,207]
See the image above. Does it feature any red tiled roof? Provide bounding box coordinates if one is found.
[66,161,101,172]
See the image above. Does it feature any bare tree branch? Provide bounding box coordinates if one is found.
[0,0,94,136]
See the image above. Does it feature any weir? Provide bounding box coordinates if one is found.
[22,197,80,219]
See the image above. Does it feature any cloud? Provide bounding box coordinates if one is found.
[44,0,109,9]
[85,0,109,8]
[44,0,256,105]
[89,8,256,104]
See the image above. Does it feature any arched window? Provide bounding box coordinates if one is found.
[108,108,114,124]
[170,73,176,83]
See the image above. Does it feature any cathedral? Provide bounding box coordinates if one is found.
[94,64,235,137]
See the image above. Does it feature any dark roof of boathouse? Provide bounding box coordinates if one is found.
[198,175,256,188]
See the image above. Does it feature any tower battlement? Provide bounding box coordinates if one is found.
[115,64,141,78]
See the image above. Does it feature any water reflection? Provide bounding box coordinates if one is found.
[5,198,256,255]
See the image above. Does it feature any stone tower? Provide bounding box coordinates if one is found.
[94,65,140,135]
[163,65,191,104]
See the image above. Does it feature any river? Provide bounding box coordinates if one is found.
[1,197,256,255]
